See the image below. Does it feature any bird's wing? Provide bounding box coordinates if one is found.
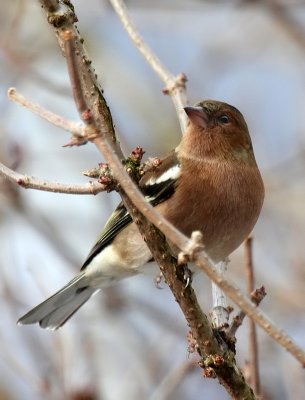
[81,151,180,270]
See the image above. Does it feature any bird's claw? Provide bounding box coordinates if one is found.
[183,266,193,288]
[154,272,164,289]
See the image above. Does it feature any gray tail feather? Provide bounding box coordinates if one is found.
[18,273,97,330]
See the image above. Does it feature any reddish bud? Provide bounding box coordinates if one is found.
[98,162,109,169]
[82,109,92,121]
[203,367,216,379]
[152,158,161,167]
[213,355,224,365]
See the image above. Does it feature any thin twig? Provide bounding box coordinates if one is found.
[0,162,105,195]
[39,0,122,156]
[244,236,260,397]
[194,250,305,364]
[109,0,188,133]
[8,88,86,138]
[227,286,266,338]
[63,30,94,126]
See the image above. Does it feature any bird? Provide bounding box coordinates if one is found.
[18,100,265,330]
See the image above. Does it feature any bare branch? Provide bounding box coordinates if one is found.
[0,162,105,195]
[227,286,266,338]
[63,29,95,126]
[195,251,305,365]
[109,0,188,133]
[244,236,261,396]
[38,0,123,157]
[8,87,86,139]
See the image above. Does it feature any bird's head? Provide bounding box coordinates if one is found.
[182,100,255,163]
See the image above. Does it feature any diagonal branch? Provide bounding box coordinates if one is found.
[244,236,261,396]
[8,88,86,139]
[109,0,188,133]
[39,0,123,157]
[227,286,266,338]
[0,162,105,195]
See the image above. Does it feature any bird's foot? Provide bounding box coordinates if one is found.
[154,271,164,289]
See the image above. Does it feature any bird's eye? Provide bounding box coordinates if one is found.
[218,115,230,124]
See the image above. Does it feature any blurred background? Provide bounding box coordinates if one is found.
[1,0,305,399]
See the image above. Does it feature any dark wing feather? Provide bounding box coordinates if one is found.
[81,151,180,270]
[140,150,180,204]
[81,204,131,269]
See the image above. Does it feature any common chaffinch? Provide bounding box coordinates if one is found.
[18,100,264,329]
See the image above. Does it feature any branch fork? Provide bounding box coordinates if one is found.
[162,72,188,96]
[178,231,205,265]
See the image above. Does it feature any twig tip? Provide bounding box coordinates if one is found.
[7,87,16,98]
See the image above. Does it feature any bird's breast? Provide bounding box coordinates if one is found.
[161,160,264,262]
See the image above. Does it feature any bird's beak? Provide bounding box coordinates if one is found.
[184,106,208,128]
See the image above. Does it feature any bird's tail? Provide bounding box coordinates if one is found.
[18,273,97,330]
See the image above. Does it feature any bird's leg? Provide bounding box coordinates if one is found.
[211,259,230,329]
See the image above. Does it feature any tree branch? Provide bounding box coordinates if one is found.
[109,0,189,133]
[39,0,123,157]
[227,286,266,339]
[8,87,86,140]
[244,236,261,397]
[0,162,105,195]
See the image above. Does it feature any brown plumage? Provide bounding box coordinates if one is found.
[18,100,264,329]
[157,100,264,262]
